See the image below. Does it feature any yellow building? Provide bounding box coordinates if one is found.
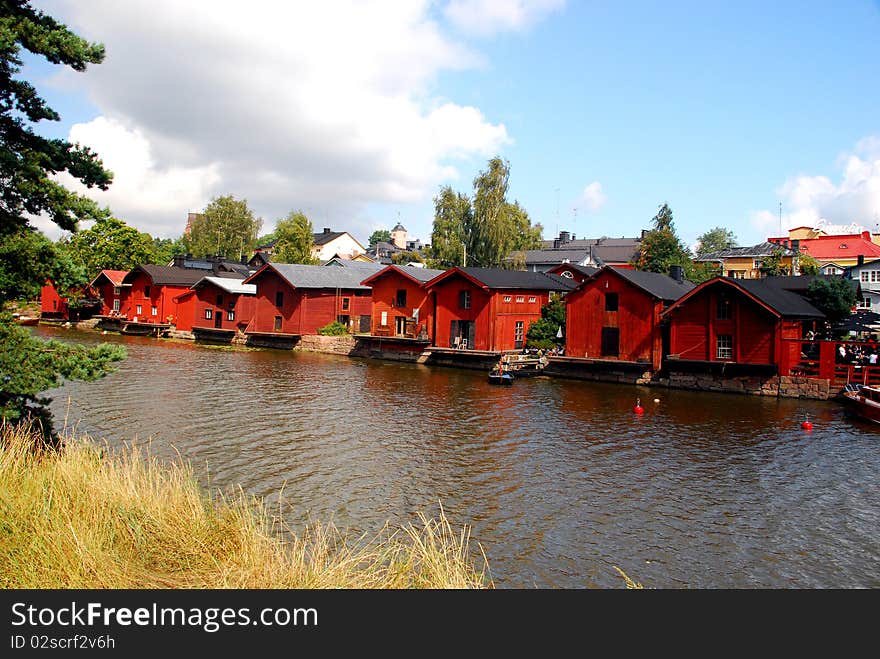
[695,242,797,279]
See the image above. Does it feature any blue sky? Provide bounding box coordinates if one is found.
[24,1,880,250]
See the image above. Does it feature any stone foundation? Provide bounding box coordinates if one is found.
[664,372,832,400]
[295,334,361,356]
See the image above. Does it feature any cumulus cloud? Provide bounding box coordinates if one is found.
[41,0,545,239]
[577,181,606,212]
[752,137,880,238]
[444,0,565,36]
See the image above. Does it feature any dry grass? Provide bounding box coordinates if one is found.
[0,423,491,589]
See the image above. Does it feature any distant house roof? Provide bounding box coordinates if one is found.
[664,276,825,320]
[89,269,128,288]
[191,276,256,295]
[519,248,594,267]
[321,258,386,274]
[547,263,600,280]
[392,223,406,232]
[694,241,796,261]
[600,267,696,301]
[244,263,380,290]
[360,264,446,287]
[123,265,205,287]
[768,231,880,261]
[425,267,577,292]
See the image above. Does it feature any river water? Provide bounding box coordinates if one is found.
[35,325,880,588]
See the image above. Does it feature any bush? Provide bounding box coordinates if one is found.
[317,321,349,336]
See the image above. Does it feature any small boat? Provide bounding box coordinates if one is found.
[12,313,38,326]
[839,383,880,424]
[488,369,513,385]
[499,352,549,377]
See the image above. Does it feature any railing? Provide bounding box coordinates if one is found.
[781,338,880,387]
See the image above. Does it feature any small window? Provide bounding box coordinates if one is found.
[227,310,235,321]
[459,290,471,309]
[872,271,880,283]
[861,272,869,282]
[516,296,525,303]
[151,306,157,316]
[136,304,142,315]
[503,295,512,303]
[858,296,872,310]
[275,291,284,307]
[514,321,524,349]
[717,297,732,320]
[205,309,213,320]
[216,294,223,306]
[113,286,121,295]
[112,299,120,312]
[529,296,537,303]
[144,285,151,297]
[605,293,618,311]
[274,316,282,331]
[716,334,733,360]
[342,297,350,311]
[381,311,388,326]
[561,271,574,279]
[395,289,407,308]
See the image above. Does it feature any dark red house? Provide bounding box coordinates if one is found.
[423,267,575,351]
[359,265,446,340]
[39,279,101,321]
[545,263,599,286]
[88,269,129,316]
[120,265,204,327]
[565,267,695,371]
[662,276,825,370]
[243,263,381,337]
[182,275,256,336]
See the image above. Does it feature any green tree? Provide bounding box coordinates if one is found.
[695,227,737,257]
[369,229,391,246]
[797,253,820,276]
[391,250,424,266]
[807,277,857,325]
[183,195,261,261]
[633,203,693,274]
[62,216,156,272]
[0,0,125,440]
[758,247,790,277]
[272,211,319,264]
[430,157,543,268]
[526,295,565,349]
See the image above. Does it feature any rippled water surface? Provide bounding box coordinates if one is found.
[37,326,880,588]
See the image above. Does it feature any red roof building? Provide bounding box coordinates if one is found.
[120,265,204,327]
[185,276,256,337]
[88,270,129,316]
[359,265,445,341]
[768,230,880,268]
[423,267,574,351]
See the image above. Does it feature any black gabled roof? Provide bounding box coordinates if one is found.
[608,267,695,301]
[695,241,796,261]
[313,230,346,246]
[731,278,825,318]
[456,267,574,291]
[542,272,580,291]
[123,265,205,287]
[760,274,861,296]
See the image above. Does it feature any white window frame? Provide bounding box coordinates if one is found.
[112,299,120,312]
[528,296,537,303]
[516,296,525,303]
[205,309,213,320]
[858,296,872,310]
[503,295,512,302]
[380,311,388,326]
[136,304,142,315]
[151,306,157,316]
[716,334,733,360]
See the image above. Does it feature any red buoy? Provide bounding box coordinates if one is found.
[801,419,813,431]
[633,398,644,415]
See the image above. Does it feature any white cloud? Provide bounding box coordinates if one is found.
[577,181,606,212]
[38,0,548,240]
[444,0,565,36]
[752,137,880,238]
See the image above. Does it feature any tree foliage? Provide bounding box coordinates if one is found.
[807,277,857,325]
[391,250,424,266]
[272,211,319,264]
[797,253,820,276]
[369,229,391,246]
[182,195,261,261]
[0,1,125,439]
[695,227,737,256]
[758,247,790,277]
[526,295,565,349]
[632,203,692,275]
[430,157,543,268]
[62,216,156,272]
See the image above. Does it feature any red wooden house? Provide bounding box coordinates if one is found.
[565,267,695,371]
[184,275,256,336]
[88,270,129,316]
[243,263,381,337]
[662,276,825,371]
[359,265,446,340]
[545,263,599,286]
[423,267,575,351]
[39,280,69,320]
[120,265,205,327]
[39,280,101,321]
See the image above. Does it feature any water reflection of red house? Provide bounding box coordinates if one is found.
[360,265,446,340]
[565,266,694,371]
[662,276,825,371]
[243,263,378,336]
[120,265,204,326]
[423,267,575,351]
[88,270,129,316]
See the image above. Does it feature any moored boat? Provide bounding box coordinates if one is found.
[11,313,38,326]
[840,384,880,424]
[488,369,513,385]
[499,352,549,377]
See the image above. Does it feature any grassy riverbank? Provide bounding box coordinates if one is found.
[0,424,490,589]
